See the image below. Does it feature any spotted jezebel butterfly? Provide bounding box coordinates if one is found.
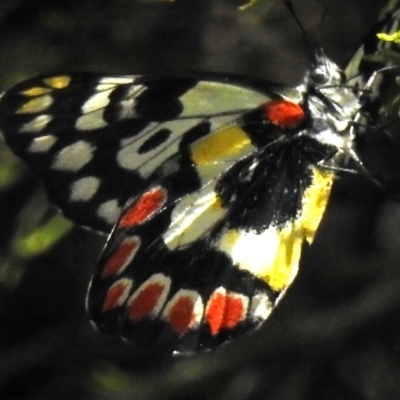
[0,1,399,353]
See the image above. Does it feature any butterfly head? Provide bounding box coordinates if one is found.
[291,47,365,169]
[308,48,345,87]
[304,48,361,129]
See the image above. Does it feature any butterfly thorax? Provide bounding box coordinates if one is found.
[299,50,363,165]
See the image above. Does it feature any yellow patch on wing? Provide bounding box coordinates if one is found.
[16,95,53,114]
[267,223,303,291]
[217,166,334,292]
[190,125,256,182]
[301,167,334,244]
[21,87,52,97]
[191,125,254,166]
[43,75,71,89]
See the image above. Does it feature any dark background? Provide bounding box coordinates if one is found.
[1,0,400,399]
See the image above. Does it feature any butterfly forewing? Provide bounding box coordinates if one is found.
[0,73,272,232]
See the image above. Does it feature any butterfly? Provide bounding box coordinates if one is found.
[0,3,398,354]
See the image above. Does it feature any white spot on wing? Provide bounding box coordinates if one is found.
[117,84,146,120]
[217,227,283,276]
[97,199,121,225]
[70,176,101,202]
[52,140,94,171]
[250,293,273,321]
[81,89,113,114]
[75,109,108,130]
[118,99,137,120]
[95,83,117,91]
[180,81,269,116]
[217,222,301,292]
[163,182,225,249]
[19,114,52,133]
[27,135,57,153]
[99,76,136,85]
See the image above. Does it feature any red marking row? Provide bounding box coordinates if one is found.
[264,99,305,129]
[101,236,141,279]
[101,273,171,321]
[100,273,251,338]
[118,186,167,228]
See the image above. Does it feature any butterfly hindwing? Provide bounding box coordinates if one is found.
[87,112,336,352]
[0,73,273,232]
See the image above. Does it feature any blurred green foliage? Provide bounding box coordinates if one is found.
[0,143,73,288]
[0,145,23,191]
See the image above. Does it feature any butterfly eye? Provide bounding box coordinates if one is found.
[309,69,329,85]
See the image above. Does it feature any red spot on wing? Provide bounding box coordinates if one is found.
[101,279,132,312]
[119,186,167,228]
[128,283,165,322]
[206,289,248,335]
[221,294,246,329]
[206,289,226,335]
[167,296,196,335]
[101,237,140,279]
[264,100,305,129]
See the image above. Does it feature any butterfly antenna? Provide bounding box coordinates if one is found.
[282,0,314,64]
[314,0,331,48]
[282,0,334,66]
